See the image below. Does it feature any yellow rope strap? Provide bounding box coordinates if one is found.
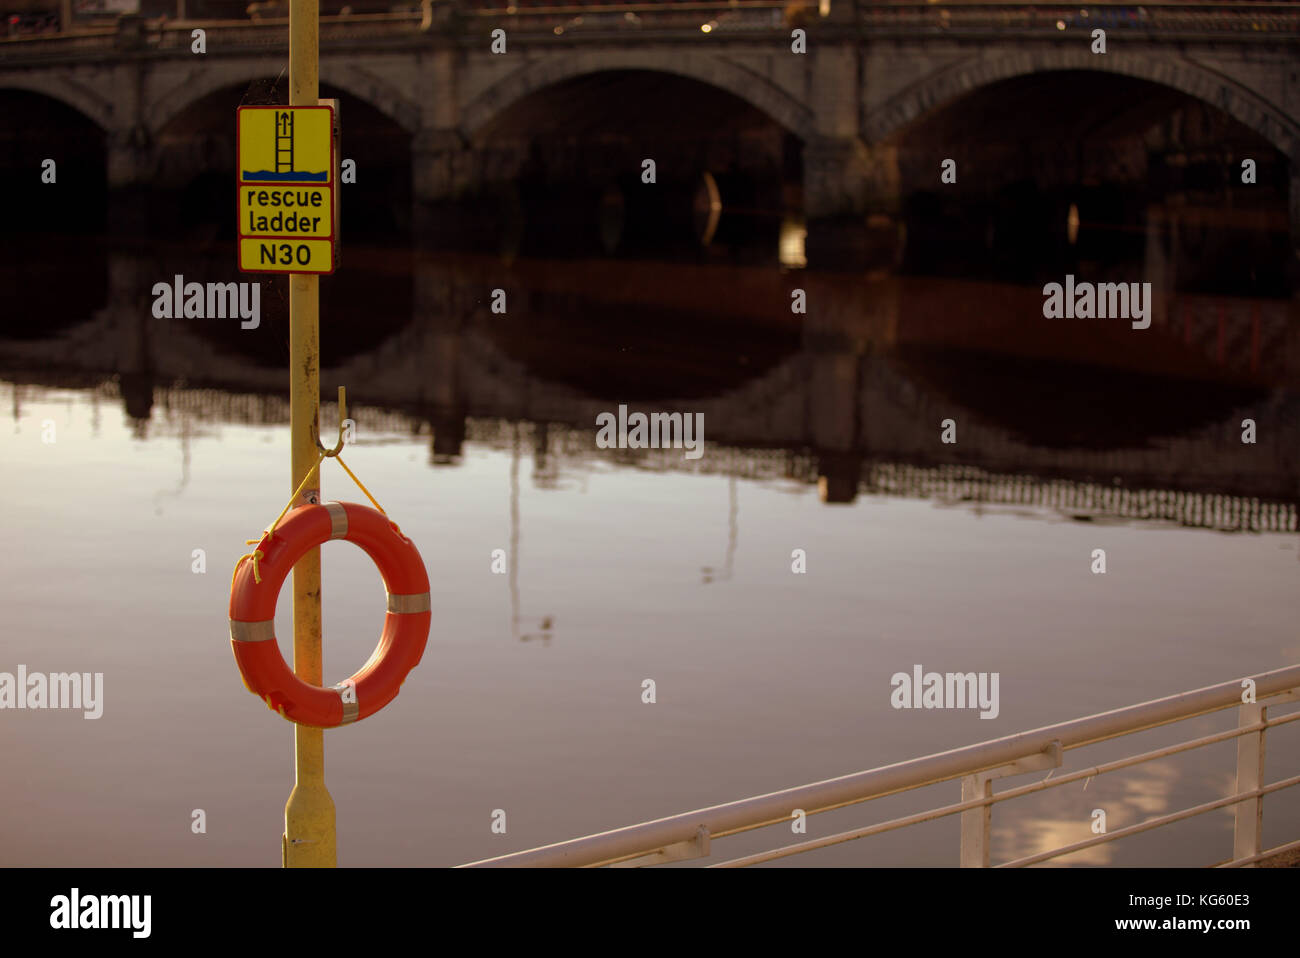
[232,449,399,590]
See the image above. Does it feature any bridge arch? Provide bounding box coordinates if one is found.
[0,72,114,131]
[146,59,421,136]
[864,49,1300,161]
[460,48,814,141]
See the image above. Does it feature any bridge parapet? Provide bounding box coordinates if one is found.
[855,2,1300,40]
[5,2,1300,65]
[0,3,796,63]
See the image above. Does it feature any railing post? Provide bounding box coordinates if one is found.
[960,773,992,867]
[1232,703,1266,865]
[959,744,1061,868]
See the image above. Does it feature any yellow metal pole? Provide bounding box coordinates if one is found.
[283,0,336,868]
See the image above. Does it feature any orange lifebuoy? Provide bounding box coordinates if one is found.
[229,501,430,729]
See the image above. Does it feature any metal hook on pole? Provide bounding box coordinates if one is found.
[316,385,347,458]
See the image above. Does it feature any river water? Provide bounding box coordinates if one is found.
[0,224,1297,867]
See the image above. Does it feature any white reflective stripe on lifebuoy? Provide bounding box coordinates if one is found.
[230,619,276,643]
[331,683,359,725]
[386,592,431,614]
[324,502,348,540]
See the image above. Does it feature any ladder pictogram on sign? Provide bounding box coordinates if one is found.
[275,111,294,174]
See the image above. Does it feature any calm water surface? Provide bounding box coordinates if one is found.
[1,237,1297,867]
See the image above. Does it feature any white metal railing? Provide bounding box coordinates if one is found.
[460,664,1300,867]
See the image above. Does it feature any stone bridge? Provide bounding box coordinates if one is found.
[3,1,1300,259]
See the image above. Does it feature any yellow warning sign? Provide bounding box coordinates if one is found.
[236,105,335,274]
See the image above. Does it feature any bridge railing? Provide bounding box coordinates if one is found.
[458,664,1300,866]
[0,7,786,60]
[857,2,1300,39]
[460,1,791,36]
[4,1,1300,55]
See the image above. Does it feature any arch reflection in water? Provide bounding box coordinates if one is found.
[0,244,1296,527]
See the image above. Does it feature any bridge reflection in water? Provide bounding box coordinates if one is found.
[1,243,1295,534]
